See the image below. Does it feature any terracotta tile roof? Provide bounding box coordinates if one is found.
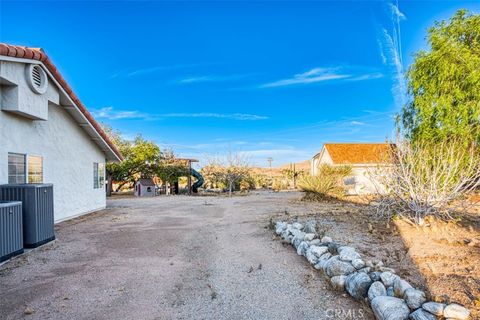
[323,143,393,165]
[0,43,123,161]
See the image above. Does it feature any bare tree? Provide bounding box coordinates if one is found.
[205,152,251,196]
[371,139,480,224]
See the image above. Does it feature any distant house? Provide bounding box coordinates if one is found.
[0,44,122,221]
[134,179,156,197]
[311,143,392,194]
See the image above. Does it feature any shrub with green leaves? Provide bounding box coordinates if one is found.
[298,165,352,200]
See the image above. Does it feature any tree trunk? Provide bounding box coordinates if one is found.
[229,180,233,197]
[106,174,113,197]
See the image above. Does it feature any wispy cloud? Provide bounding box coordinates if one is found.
[259,67,382,88]
[177,74,251,84]
[92,107,150,120]
[378,1,407,108]
[109,63,206,79]
[92,107,268,121]
[163,113,268,120]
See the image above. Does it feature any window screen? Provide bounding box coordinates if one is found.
[28,155,43,183]
[8,153,26,184]
[93,163,99,188]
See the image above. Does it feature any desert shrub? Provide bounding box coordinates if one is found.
[298,165,352,200]
[373,139,480,224]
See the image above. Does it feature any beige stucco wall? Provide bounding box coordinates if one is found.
[311,147,386,195]
[0,61,107,222]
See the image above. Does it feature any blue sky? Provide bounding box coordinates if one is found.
[1,1,479,167]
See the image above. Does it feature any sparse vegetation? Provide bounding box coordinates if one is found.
[373,138,480,224]
[298,164,352,200]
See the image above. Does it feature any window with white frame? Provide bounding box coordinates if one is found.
[93,162,105,189]
[8,153,43,184]
[28,155,43,183]
[8,153,26,184]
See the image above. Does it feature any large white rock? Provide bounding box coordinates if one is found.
[330,275,347,291]
[313,252,332,270]
[380,272,399,287]
[309,245,329,258]
[368,281,387,302]
[292,222,303,230]
[404,288,426,310]
[371,296,410,320]
[321,236,333,243]
[352,258,366,269]
[305,248,319,265]
[345,272,373,300]
[297,241,309,256]
[304,233,315,241]
[275,221,287,235]
[443,303,470,320]
[393,278,413,298]
[324,257,356,277]
[339,250,361,262]
[409,309,437,320]
[421,302,445,316]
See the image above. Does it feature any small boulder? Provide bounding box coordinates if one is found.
[380,272,399,288]
[304,233,315,241]
[292,231,306,248]
[368,281,387,302]
[297,241,309,256]
[337,246,356,254]
[324,257,356,277]
[330,275,347,291]
[371,296,410,320]
[275,221,287,235]
[305,248,319,265]
[404,288,426,310]
[313,252,332,270]
[309,239,321,245]
[292,222,303,230]
[310,245,329,258]
[321,236,333,243]
[339,250,361,262]
[409,309,437,320]
[346,272,373,300]
[370,271,382,282]
[421,302,445,316]
[327,242,341,254]
[358,267,372,274]
[443,303,470,320]
[393,278,413,298]
[352,258,366,269]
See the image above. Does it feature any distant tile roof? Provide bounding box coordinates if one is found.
[0,43,123,161]
[323,143,393,165]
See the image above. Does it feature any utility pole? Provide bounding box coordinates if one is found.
[267,157,273,180]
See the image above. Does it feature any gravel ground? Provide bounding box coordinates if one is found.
[0,191,372,320]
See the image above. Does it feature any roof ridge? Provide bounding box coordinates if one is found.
[0,43,122,161]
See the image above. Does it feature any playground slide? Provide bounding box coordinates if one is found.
[190,168,204,193]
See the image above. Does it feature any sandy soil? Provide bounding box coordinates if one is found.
[280,196,480,319]
[0,191,372,320]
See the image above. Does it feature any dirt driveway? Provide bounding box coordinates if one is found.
[0,191,372,320]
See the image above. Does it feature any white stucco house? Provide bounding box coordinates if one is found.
[311,143,392,195]
[0,44,122,222]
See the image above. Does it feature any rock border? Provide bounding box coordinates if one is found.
[275,220,471,320]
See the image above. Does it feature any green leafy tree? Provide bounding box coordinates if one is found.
[401,10,480,143]
[104,126,161,191]
[154,151,190,184]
